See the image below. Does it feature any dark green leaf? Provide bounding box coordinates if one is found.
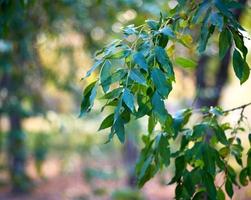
[232,30,248,59]
[113,116,125,143]
[80,81,97,117]
[239,167,248,186]
[225,178,233,198]
[201,170,217,199]
[157,133,170,166]
[154,46,174,79]
[214,126,228,145]
[202,143,216,175]
[151,68,172,97]
[98,114,114,131]
[169,155,186,184]
[233,49,250,84]
[219,28,232,59]
[148,115,156,134]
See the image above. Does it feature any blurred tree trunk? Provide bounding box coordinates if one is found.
[122,122,140,188]
[195,0,247,108]
[123,138,138,187]
[8,113,29,193]
[0,56,30,193]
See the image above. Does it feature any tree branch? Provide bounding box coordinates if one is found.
[223,102,251,113]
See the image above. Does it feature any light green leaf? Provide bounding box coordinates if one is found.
[209,12,223,31]
[175,57,197,68]
[146,19,159,30]
[133,52,148,71]
[122,88,135,112]
[100,87,123,99]
[82,60,103,80]
[160,27,175,38]
[100,60,112,92]
[217,188,225,200]
[129,69,147,86]
[151,92,168,125]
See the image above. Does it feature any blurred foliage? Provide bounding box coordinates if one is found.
[111,188,145,200]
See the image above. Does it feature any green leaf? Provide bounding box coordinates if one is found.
[201,170,217,200]
[214,126,228,145]
[101,69,127,88]
[232,30,248,59]
[202,143,216,175]
[247,149,251,179]
[80,81,97,117]
[219,28,232,59]
[175,57,197,68]
[82,60,103,80]
[154,46,174,79]
[239,167,248,186]
[160,27,175,38]
[100,60,112,92]
[113,116,125,143]
[233,49,250,84]
[173,109,192,138]
[100,87,123,99]
[192,190,206,200]
[198,8,215,53]
[122,88,135,112]
[146,19,159,30]
[225,178,233,198]
[151,68,172,97]
[129,69,147,86]
[209,12,223,31]
[148,115,156,134]
[133,52,148,71]
[98,114,114,131]
[169,155,186,184]
[157,133,170,166]
[217,188,225,200]
[106,49,131,59]
[219,147,230,158]
[151,92,168,125]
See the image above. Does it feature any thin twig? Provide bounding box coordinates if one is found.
[223,102,251,113]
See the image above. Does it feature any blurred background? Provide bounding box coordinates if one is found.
[0,0,251,199]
